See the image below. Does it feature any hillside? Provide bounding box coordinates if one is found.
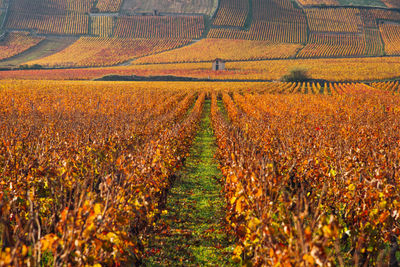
[2,1,400,266]
[121,0,218,15]
[1,0,400,68]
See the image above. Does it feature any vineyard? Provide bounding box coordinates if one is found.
[7,0,95,14]
[120,0,218,16]
[95,0,123,12]
[297,0,339,5]
[298,0,392,7]
[2,56,400,81]
[26,37,192,67]
[305,8,363,33]
[6,12,89,35]
[2,0,400,65]
[90,16,114,37]
[359,9,384,56]
[372,9,400,21]
[0,32,45,61]
[2,1,400,264]
[296,33,366,58]
[212,0,249,28]
[211,85,400,265]
[379,23,400,55]
[0,80,206,266]
[339,0,386,7]
[382,0,400,8]
[0,80,400,266]
[5,0,92,35]
[208,0,307,43]
[134,39,303,63]
[371,80,400,92]
[114,16,204,39]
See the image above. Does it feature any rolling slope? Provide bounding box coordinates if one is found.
[0,0,400,67]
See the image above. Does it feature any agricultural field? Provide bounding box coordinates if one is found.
[0,32,45,61]
[5,0,92,35]
[121,0,218,16]
[208,0,308,43]
[305,8,363,33]
[114,16,204,39]
[213,85,400,266]
[298,0,387,7]
[297,0,340,6]
[1,0,400,265]
[0,80,205,266]
[379,23,400,55]
[95,0,123,12]
[0,37,78,69]
[296,33,366,58]
[337,0,386,7]
[1,0,400,67]
[382,0,400,8]
[372,9,400,21]
[25,37,192,67]
[90,16,114,37]
[2,56,400,81]
[0,80,400,266]
[134,39,303,63]
[5,12,89,35]
[212,0,249,28]
[8,0,95,14]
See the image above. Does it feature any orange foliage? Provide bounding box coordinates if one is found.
[95,0,123,12]
[0,32,45,61]
[371,81,400,93]
[212,0,249,27]
[212,88,400,265]
[306,8,363,33]
[26,37,192,67]
[296,33,366,58]
[6,12,89,35]
[208,0,307,43]
[135,39,303,63]
[382,0,400,8]
[90,16,114,37]
[379,23,400,55]
[2,57,400,81]
[6,0,92,35]
[0,80,400,266]
[372,9,400,20]
[114,16,204,39]
[297,0,339,5]
[0,80,204,265]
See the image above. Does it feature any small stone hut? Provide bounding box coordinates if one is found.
[212,58,225,71]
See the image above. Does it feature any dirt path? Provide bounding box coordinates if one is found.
[143,99,236,266]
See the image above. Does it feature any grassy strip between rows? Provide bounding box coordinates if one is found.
[143,99,237,266]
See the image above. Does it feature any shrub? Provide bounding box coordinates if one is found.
[281,68,310,82]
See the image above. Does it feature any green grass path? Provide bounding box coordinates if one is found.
[143,99,236,266]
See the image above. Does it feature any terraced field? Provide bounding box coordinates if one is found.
[298,0,388,7]
[338,0,386,7]
[121,0,218,15]
[134,39,303,63]
[0,36,78,68]
[26,37,192,67]
[0,32,45,61]
[1,0,400,68]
